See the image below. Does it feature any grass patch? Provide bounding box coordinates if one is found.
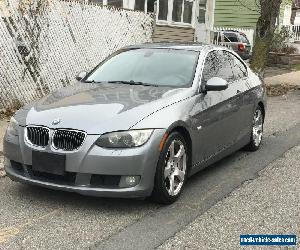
[291,63,300,71]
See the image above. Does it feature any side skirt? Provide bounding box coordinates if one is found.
[188,135,250,177]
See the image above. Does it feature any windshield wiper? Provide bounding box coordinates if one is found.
[107,80,158,87]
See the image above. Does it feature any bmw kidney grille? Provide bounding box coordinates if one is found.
[26,126,50,147]
[52,129,86,151]
[26,126,86,151]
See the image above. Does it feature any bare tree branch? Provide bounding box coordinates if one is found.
[235,0,258,12]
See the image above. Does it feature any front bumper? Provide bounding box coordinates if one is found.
[3,128,166,198]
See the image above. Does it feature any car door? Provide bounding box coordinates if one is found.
[228,51,253,141]
[191,50,242,165]
[223,51,252,144]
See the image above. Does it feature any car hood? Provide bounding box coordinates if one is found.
[16,82,195,134]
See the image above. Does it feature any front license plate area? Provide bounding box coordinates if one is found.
[32,151,66,176]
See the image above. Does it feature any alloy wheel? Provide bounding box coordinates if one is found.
[163,139,187,196]
[252,109,263,147]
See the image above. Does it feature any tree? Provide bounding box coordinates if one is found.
[249,0,283,76]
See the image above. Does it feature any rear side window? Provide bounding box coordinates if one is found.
[240,34,250,44]
[224,32,239,42]
[202,50,235,83]
[224,51,248,80]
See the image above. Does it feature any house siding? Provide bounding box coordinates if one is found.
[214,0,260,28]
[153,25,195,42]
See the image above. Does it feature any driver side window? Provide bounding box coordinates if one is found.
[202,50,234,84]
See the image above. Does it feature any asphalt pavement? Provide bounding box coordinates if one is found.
[0,90,300,250]
[159,145,300,250]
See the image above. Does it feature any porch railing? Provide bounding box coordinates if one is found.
[283,25,300,42]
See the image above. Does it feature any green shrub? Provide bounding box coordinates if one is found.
[270,27,297,54]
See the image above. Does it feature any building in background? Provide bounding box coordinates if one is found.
[89,0,156,12]
[213,0,260,47]
[281,0,300,43]
[214,0,259,29]
[89,0,215,43]
[153,0,215,43]
[290,0,300,24]
[89,0,297,45]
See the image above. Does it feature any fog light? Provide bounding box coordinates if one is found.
[119,175,140,188]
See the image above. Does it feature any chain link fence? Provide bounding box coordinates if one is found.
[0,0,154,111]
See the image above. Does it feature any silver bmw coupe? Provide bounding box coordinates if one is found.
[4,43,266,204]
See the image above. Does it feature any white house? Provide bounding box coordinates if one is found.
[92,0,215,43]
[281,0,300,25]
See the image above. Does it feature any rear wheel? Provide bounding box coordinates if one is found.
[151,132,188,204]
[245,106,264,151]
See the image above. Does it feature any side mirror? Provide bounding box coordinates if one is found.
[206,77,228,91]
[76,71,87,81]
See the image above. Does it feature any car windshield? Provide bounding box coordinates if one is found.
[85,48,199,87]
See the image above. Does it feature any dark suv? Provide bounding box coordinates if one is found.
[214,30,252,60]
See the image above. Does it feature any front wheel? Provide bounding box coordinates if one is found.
[245,106,264,151]
[151,132,188,204]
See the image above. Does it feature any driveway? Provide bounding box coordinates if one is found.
[0,90,300,250]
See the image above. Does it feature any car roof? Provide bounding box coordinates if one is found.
[217,30,239,34]
[125,42,215,52]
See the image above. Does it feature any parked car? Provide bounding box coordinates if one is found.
[214,30,252,60]
[3,43,266,204]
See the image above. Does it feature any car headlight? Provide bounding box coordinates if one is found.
[96,129,154,148]
[7,116,19,136]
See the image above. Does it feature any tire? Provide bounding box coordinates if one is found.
[151,132,188,204]
[245,106,264,151]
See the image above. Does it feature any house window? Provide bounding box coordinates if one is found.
[183,0,193,23]
[172,0,183,22]
[134,0,155,13]
[106,0,123,7]
[135,0,146,11]
[158,0,194,24]
[147,0,155,12]
[198,0,207,23]
[158,0,168,20]
[89,0,103,4]
[172,0,193,23]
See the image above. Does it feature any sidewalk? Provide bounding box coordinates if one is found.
[159,145,300,250]
[265,70,300,87]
